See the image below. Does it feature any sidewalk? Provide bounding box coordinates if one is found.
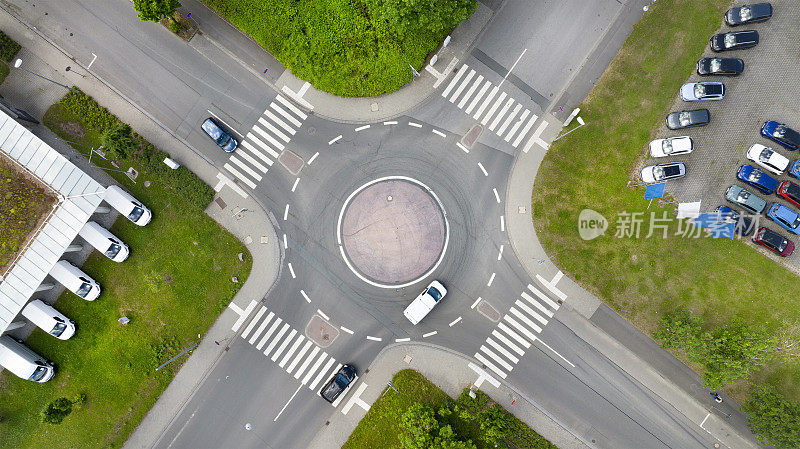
[307,343,587,449]
[0,11,282,449]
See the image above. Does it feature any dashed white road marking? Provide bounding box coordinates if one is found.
[301,289,311,303]
[449,316,462,327]
[423,331,438,338]
[497,245,504,260]
[316,309,330,321]
[487,272,496,286]
[432,129,446,137]
[288,262,296,279]
[395,337,411,342]
[383,121,398,125]
[470,297,482,309]
[273,385,302,422]
[283,234,288,249]
[366,335,382,341]
[408,122,422,128]
[329,135,343,145]
[340,326,354,335]
[355,125,370,132]
[308,152,319,165]
[291,178,300,192]
[500,215,505,232]
[456,142,469,153]
[283,204,289,220]
[478,162,488,176]
[493,188,501,203]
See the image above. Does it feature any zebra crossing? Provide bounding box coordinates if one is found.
[222,95,308,190]
[441,64,548,153]
[474,283,561,379]
[236,305,342,394]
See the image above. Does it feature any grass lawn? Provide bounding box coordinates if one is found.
[531,0,800,401]
[0,154,56,270]
[343,369,555,449]
[0,103,252,448]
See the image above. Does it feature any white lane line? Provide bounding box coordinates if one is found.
[273,385,302,422]
[271,103,303,127]
[480,92,508,126]
[263,323,290,357]
[383,121,398,125]
[288,262,296,279]
[309,359,339,391]
[497,245,504,260]
[423,331,438,338]
[470,297,482,309]
[449,316,462,327]
[317,309,330,321]
[449,69,476,102]
[504,314,538,343]
[206,110,242,138]
[515,299,548,325]
[510,307,543,333]
[271,329,298,361]
[432,129,446,137]
[340,326,354,334]
[478,162,488,176]
[302,352,330,387]
[291,178,300,192]
[498,48,527,89]
[486,337,519,364]
[536,338,575,367]
[497,104,522,135]
[355,125,370,132]
[466,80,492,114]
[241,307,267,339]
[492,330,524,356]
[287,341,313,375]
[528,284,561,310]
[283,204,289,220]
[283,233,288,249]
[474,352,508,379]
[512,114,538,148]
[408,122,423,128]
[308,152,319,165]
[241,139,276,164]
[264,110,295,135]
[222,164,257,189]
[395,337,411,342]
[458,75,484,109]
[501,215,505,232]
[257,317,283,350]
[521,291,555,317]
[493,188,501,203]
[301,289,311,303]
[87,52,97,69]
[249,311,274,344]
[487,272,496,286]
[294,346,320,380]
[258,117,290,142]
[498,322,531,349]
[456,142,469,153]
[441,64,468,97]
[505,109,530,142]
[230,156,262,181]
[279,334,306,368]
[366,335,382,341]
[246,131,281,158]
[473,86,498,120]
[489,98,515,131]
[329,135,343,145]
[236,149,268,173]
[276,95,308,120]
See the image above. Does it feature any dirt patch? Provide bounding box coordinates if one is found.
[56,120,86,139]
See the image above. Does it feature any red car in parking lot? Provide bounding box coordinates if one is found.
[778,180,800,209]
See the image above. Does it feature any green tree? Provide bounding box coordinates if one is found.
[40,397,73,424]
[399,403,475,449]
[100,123,135,160]
[476,404,515,445]
[132,0,181,22]
[364,0,477,37]
[743,385,800,449]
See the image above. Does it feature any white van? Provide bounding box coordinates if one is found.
[0,335,55,382]
[21,300,76,340]
[79,221,130,262]
[104,185,152,226]
[49,260,101,301]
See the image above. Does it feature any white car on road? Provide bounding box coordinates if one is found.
[747,143,789,175]
[649,136,693,157]
[403,280,447,325]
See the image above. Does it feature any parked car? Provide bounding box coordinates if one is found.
[789,160,800,180]
[778,180,800,209]
[753,226,794,256]
[201,118,238,153]
[761,121,800,150]
[649,136,693,157]
[696,57,744,76]
[725,185,767,214]
[320,364,357,403]
[709,30,759,51]
[403,280,447,325]
[641,162,686,183]
[767,203,800,234]
[725,3,772,26]
[666,109,710,130]
[736,165,779,194]
[680,82,725,101]
[747,144,789,175]
[713,205,755,237]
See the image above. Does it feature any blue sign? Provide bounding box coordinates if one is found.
[644,182,666,199]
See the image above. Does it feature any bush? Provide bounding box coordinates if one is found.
[743,385,800,449]
[0,30,21,62]
[40,398,73,425]
[59,89,119,131]
[101,123,136,160]
[168,18,183,34]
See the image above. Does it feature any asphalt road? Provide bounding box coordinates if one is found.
[0,1,746,448]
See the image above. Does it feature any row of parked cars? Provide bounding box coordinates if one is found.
[0,186,152,383]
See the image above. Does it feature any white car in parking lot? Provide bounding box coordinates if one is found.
[680,82,725,101]
[747,143,789,175]
[649,136,693,157]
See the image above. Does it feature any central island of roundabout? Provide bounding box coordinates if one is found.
[337,176,449,289]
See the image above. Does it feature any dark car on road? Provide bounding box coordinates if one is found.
[753,226,794,257]
[778,180,800,209]
[696,57,744,76]
[725,3,772,26]
[736,165,779,194]
[666,109,710,130]
[201,117,238,153]
[320,364,357,403]
[761,121,800,150]
[714,205,755,237]
[710,30,759,52]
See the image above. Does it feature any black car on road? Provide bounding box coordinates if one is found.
[320,364,357,403]
[666,109,710,130]
[696,57,744,76]
[725,3,772,26]
[710,30,759,52]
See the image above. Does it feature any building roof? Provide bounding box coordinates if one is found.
[0,110,104,334]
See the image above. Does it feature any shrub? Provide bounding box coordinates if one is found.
[40,397,73,424]
[168,18,183,34]
[59,89,119,131]
[0,30,21,62]
[743,385,800,449]
[101,123,136,160]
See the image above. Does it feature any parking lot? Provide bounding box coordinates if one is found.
[647,1,800,267]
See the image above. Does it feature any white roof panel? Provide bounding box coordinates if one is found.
[42,224,71,247]
[50,163,76,190]
[60,199,90,222]
[29,237,60,264]
[1,124,24,155]
[23,245,51,268]
[33,148,59,178]
[7,130,31,160]
[19,139,44,167]
[0,116,15,143]
[58,170,82,195]
[7,264,38,289]
[3,273,33,298]
[50,212,80,235]
[26,143,50,173]
[15,258,46,280]
[41,156,67,184]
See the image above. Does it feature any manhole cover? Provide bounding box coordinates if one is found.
[307,126,316,135]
